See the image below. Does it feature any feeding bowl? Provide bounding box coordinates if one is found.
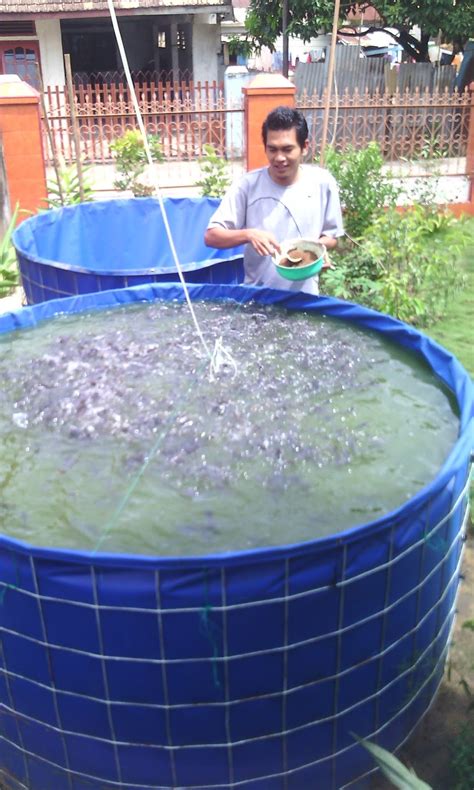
[274,238,325,281]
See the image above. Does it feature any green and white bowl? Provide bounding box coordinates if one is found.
[274,238,325,281]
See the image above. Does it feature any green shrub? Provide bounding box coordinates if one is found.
[449,722,474,790]
[324,142,400,239]
[0,204,20,298]
[324,207,469,326]
[46,162,94,209]
[110,129,163,197]
[196,144,231,198]
[365,206,468,324]
[322,245,380,303]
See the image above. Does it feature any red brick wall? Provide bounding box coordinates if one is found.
[0,79,47,222]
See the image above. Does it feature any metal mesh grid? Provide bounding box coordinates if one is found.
[0,471,469,789]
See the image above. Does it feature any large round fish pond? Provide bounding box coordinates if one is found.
[0,283,472,790]
[12,198,244,305]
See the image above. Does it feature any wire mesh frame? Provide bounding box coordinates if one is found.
[0,471,470,789]
[0,585,463,790]
[0,650,453,790]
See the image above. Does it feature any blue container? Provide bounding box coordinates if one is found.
[13,198,244,304]
[0,283,472,790]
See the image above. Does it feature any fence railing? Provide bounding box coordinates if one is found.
[297,88,472,163]
[41,80,242,165]
[41,82,472,182]
[72,69,195,87]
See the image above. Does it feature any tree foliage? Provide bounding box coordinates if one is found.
[244,0,474,62]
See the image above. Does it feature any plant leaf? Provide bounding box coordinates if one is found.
[354,736,432,789]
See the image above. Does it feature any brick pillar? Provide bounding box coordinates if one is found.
[242,73,295,172]
[0,75,47,221]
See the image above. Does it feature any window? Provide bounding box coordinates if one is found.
[0,42,41,90]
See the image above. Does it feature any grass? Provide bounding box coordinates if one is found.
[424,217,474,377]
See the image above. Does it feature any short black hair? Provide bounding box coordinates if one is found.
[262,106,309,148]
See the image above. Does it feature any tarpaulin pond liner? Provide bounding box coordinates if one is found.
[0,283,472,790]
[12,198,244,305]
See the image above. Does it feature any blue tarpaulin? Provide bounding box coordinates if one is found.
[13,198,245,304]
[0,283,472,790]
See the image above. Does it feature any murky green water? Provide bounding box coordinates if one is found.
[0,301,459,555]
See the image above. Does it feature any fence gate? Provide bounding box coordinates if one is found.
[42,79,243,167]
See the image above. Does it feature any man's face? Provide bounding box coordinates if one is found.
[265,127,309,186]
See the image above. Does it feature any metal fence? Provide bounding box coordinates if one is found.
[42,80,244,166]
[294,50,457,97]
[41,78,472,199]
[297,88,471,163]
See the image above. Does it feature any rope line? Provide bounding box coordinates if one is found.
[106,0,236,381]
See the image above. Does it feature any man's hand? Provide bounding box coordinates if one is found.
[246,230,281,257]
[322,247,336,270]
[204,226,280,255]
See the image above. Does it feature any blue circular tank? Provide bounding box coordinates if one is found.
[12,198,244,305]
[0,283,472,790]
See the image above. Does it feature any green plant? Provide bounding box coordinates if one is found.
[0,204,20,298]
[418,121,450,160]
[449,721,474,790]
[355,736,431,789]
[322,244,381,303]
[110,129,163,197]
[326,206,469,326]
[227,36,255,59]
[324,142,400,239]
[45,162,94,208]
[363,205,469,324]
[196,144,232,198]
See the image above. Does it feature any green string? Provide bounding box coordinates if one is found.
[199,570,221,689]
[91,296,253,554]
[93,356,209,554]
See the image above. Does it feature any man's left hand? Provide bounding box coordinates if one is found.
[321,247,336,270]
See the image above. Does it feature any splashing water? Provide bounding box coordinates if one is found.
[0,301,459,555]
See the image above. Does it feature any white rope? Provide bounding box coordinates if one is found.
[106,0,236,379]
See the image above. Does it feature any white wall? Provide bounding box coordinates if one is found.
[192,17,220,84]
[36,18,65,87]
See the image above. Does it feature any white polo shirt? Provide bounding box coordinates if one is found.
[207,165,344,294]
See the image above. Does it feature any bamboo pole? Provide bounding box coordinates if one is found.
[64,53,85,201]
[319,0,341,166]
[282,0,289,79]
[37,68,65,206]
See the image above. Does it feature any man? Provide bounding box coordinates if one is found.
[204,106,344,294]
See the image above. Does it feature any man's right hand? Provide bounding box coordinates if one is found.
[246,230,281,257]
[204,226,280,255]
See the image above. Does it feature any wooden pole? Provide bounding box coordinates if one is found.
[319,0,341,165]
[37,68,65,206]
[282,0,289,79]
[64,53,85,201]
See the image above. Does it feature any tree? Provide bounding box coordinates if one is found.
[244,0,474,63]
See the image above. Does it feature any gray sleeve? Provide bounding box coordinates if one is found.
[206,179,248,230]
[321,173,344,238]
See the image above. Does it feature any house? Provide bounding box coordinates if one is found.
[0,0,233,89]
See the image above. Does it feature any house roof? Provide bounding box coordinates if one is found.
[1,0,230,13]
